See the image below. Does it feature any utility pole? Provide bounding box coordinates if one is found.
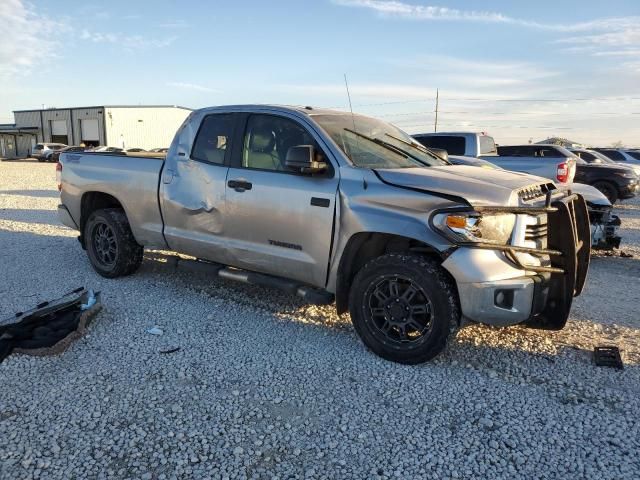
[434,88,439,132]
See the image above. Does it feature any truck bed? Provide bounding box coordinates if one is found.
[59,152,167,248]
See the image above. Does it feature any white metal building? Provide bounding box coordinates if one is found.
[1,105,192,158]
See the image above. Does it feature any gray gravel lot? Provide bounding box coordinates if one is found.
[0,161,638,479]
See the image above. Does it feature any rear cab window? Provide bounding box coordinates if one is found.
[191,114,235,165]
[414,136,466,155]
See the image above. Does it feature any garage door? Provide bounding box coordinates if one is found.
[81,119,100,142]
[51,120,67,136]
[50,120,68,144]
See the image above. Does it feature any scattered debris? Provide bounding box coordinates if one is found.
[600,250,634,258]
[146,326,163,336]
[0,287,102,363]
[593,346,624,370]
[159,347,180,354]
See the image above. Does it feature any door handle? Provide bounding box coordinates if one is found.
[227,179,252,192]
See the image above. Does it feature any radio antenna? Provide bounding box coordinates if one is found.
[434,88,439,132]
[343,73,357,131]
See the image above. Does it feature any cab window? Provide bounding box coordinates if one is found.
[241,114,329,174]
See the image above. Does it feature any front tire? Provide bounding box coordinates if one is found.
[84,208,143,278]
[348,254,460,364]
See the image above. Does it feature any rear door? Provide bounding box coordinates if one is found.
[223,113,339,287]
[159,113,237,264]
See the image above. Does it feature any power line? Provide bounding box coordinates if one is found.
[324,96,640,109]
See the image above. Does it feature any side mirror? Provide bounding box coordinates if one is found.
[428,147,448,162]
[285,145,327,174]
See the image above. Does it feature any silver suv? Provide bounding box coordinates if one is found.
[32,143,67,162]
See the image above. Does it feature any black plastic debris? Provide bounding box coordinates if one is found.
[593,346,624,370]
[0,288,101,363]
[159,347,181,355]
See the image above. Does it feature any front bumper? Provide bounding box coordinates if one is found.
[620,182,639,199]
[442,193,591,330]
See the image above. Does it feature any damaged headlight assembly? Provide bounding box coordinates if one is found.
[433,211,516,245]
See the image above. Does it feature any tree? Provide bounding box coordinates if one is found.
[611,140,624,148]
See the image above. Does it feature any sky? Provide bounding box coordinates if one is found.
[1,0,639,146]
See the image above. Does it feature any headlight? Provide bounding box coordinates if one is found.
[434,211,516,244]
[615,171,638,179]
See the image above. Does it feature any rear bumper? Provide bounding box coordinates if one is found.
[57,204,79,230]
[442,193,591,330]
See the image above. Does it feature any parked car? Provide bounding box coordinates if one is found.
[90,146,124,153]
[593,148,640,174]
[149,147,169,153]
[32,143,67,162]
[413,133,576,185]
[50,146,86,163]
[58,105,590,364]
[126,148,146,152]
[566,151,639,202]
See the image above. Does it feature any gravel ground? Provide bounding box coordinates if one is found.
[0,161,638,480]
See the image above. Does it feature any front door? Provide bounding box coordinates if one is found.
[224,113,339,287]
[159,113,236,264]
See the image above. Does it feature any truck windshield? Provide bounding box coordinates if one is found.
[312,113,446,169]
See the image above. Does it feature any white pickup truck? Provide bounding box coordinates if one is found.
[413,132,576,185]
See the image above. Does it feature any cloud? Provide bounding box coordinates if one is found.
[79,29,177,50]
[333,0,638,30]
[167,82,220,93]
[332,0,541,27]
[159,20,189,28]
[333,0,640,56]
[0,0,67,79]
[387,55,559,89]
[557,27,640,57]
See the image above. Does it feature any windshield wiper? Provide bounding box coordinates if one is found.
[384,133,451,165]
[344,128,427,166]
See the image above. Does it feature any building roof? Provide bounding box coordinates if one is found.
[0,124,39,134]
[535,137,583,147]
[13,105,193,113]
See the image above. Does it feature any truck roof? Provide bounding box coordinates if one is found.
[193,104,354,118]
[413,131,489,136]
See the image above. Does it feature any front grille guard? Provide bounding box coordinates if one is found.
[457,191,591,296]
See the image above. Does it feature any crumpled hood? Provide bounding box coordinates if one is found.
[375,165,552,206]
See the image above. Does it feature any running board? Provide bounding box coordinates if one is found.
[195,259,334,305]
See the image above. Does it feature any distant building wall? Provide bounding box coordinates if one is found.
[14,111,44,142]
[11,105,191,152]
[105,107,191,150]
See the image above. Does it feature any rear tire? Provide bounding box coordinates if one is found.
[84,208,143,278]
[348,254,460,364]
[592,181,618,204]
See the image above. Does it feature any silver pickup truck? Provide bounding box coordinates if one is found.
[57,105,590,364]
